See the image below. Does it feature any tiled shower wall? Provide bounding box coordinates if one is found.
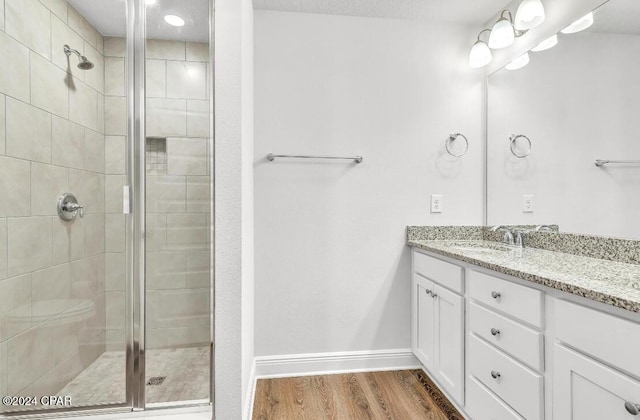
[104,38,211,351]
[0,0,107,399]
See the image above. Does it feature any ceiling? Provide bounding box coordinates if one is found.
[589,0,640,35]
[67,0,210,42]
[252,0,512,24]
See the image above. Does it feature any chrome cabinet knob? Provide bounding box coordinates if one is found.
[625,402,640,415]
[431,293,438,299]
[491,370,501,379]
[491,328,501,336]
[491,291,501,299]
[425,289,432,296]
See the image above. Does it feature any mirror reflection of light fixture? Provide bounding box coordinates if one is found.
[164,15,185,27]
[505,53,530,70]
[469,29,493,68]
[514,0,546,30]
[561,12,594,34]
[531,34,558,52]
[489,10,517,49]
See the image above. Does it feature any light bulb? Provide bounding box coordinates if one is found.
[515,0,546,30]
[164,15,185,27]
[561,12,594,34]
[489,18,515,49]
[469,40,493,68]
[531,34,558,52]
[505,53,530,70]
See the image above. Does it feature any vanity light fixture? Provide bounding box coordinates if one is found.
[561,12,594,34]
[505,52,530,70]
[514,0,546,30]
[164,14,185,27]
[489,10,517,49]
[531,34,558,52]
[469,29,493,68]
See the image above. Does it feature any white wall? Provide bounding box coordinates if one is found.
[487,31,640,239]
[254,11,484,358]
[214,0,254,418]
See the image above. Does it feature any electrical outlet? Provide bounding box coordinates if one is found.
[431,195,443,213]
[523,195,534,213]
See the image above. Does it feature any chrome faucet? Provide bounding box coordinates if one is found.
[491,225,515,246]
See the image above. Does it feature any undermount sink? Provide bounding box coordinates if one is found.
[448,243,512,253]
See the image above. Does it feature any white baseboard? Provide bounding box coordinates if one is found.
[243,359,257,420]
[254,348,420,379]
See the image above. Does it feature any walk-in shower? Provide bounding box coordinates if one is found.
[0,0,213,416]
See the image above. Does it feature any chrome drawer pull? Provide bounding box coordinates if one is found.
[490,328,501,336]
[491,291,501,299]
[625,402,640,415]
[491,370,501,379]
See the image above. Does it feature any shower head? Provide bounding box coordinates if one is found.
[63,44,94,70]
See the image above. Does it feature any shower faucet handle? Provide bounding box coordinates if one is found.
[63,202,84,218]
[57,193,85,221]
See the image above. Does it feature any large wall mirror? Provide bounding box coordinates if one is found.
[486,0,640,240]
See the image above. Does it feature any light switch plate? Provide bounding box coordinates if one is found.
[523,194,534,213]
[431,195,443,213]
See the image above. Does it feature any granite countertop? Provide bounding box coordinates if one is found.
[408,239,640,313]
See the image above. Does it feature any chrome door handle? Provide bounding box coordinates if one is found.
[491,291,501,299]
[491,370,501,379]
[626,402,640,415]
[490,328,501,336]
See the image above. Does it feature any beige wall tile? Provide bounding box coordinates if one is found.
[51,14,85,73]
[69,78,98,130]
[31,264,72,309]
[105,136,126,174]
[147,214,167,252]
[0,32,30,102]
[105,252,124,291]
[146,98,186,137]
[146,59,166,98]
[104,37,125,58]
[5,0,51,59]
[0,0,4,31]
[7,322,54,394]
[0,157,30,217]
[83,43,105,94]
[0,340,6,395]
[70,255,104,300]
[97,93,105,134]
[105,96,127,136]
[31,163,69,216]
[147,39,185,60]
[105,291,124,330]
[166,61,207,100]
[166,214,207,251]
[167,137,207,176]
[187,250,209,288]
[186,42,209,62]
[84,214,105,256]
[105,328,125,351]
[39,0,67,22]
[84,129,105,173]
[8,218,52,277]
[0,274,31,342]
[105,214,125,252]
[187,99,210,138]
[30,52,69,118]
[147,175,186,213]
[52,216,85,264]
[0,219,6,280]
[147,251,187,290]
[147,325,209,349]
[105,57,125,96]
[96,34,104,54]
[0,94,5,154]
[147,288,209,328]
[68,5,98,48]
[69,169,105,215]
[105,175,125,214]
[52,116,85,169]
[6,98,52,163]
[187,176,210,214]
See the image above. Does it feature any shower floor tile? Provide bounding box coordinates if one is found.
[57,347,210,406]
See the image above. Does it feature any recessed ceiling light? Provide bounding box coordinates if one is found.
[164,15,185,27]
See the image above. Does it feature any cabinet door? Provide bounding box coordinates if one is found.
[435,284,465,404]
[416,279,436,371]
[554,344,640,420]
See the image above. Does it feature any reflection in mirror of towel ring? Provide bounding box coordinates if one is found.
[445,133,469,157]
[510,134,532,158]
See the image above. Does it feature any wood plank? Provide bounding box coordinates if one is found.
[252,370,460,420]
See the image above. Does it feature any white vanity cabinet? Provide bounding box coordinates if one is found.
[412,250,465,405]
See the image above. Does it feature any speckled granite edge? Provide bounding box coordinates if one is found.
[409,241,640,313]
[406,226,483,241]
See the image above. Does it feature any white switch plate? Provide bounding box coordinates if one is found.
[431,195,443,213]
[522,194,534,213]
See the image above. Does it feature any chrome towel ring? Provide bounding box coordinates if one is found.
[510,134,532,158]
[445,133,469,157]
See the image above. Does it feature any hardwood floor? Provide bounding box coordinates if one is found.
[252,370,464,420]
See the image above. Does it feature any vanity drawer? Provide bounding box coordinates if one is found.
[413,251,463,293]
[555,299,640,378]
[468,270,544,328]
[469,301,544,371]
[466,375,524,420]
[469,334,544,420]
